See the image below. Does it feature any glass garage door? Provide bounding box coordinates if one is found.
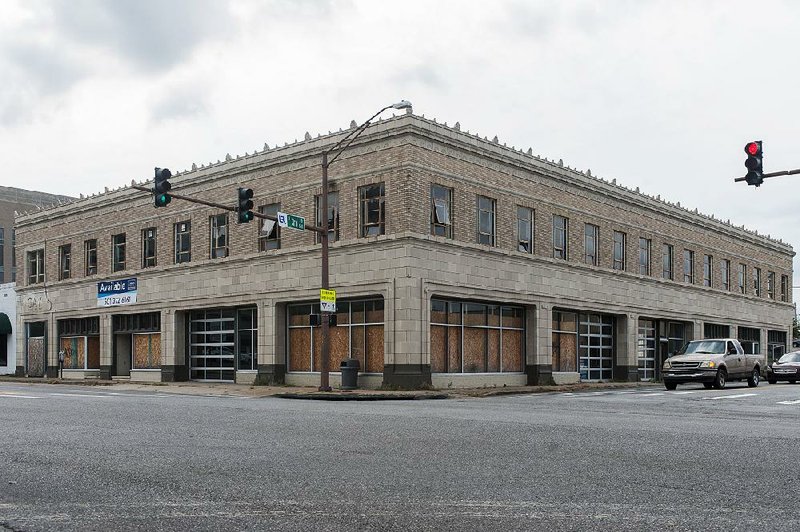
[189,309,235,381]
[579,313,614,381]
[637,319,657,380]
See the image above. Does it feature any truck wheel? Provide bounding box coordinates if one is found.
[664,382,677,390]
[747,368,760,387]
[703,382,713,389]
[713,369,727,389]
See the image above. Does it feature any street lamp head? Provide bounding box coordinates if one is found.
[391,100,412,110]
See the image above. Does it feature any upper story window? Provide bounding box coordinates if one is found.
[612,231,625,270]
[639,238,651,275]
[259,204,280,251]
[753,267,761,297]
[359,183,385,237]
[781,274,789,302]
[477,196,496,246]
[112,233,126,272]
[517,207,533,253]
[767,271,775,299]
[721,259,730,291]
[662,244,673,280]
[584,224,599,265]
[315,192,339,244]
[59,244,71,280]
[27,249,44,285]
[703,254,712,287]
[553,215,569,260]
[174,221,191,264]
[85,239,97,276]
[210,214,228,259]
[738,263,746,294]
[683,249,694,284]
[142,228,157,268]
[431,185,452,238]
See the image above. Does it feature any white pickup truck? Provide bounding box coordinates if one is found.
[662,338,763,390]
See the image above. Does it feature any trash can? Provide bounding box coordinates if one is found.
[340,358,360,390]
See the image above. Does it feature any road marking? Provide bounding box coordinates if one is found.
[673,391,696,395]
[640,392,664,396]
[0,393,42,399]
[702,393,758,400]
[777,399,800,405]
[49,392,114,398]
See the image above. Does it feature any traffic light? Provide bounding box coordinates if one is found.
[237,187,254,223]
[309,314,337,326]
[153,167,172,207]
[744,141,763,187]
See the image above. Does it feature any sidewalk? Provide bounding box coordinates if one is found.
[0,375,662,400]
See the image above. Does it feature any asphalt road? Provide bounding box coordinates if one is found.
[1,381,799,531]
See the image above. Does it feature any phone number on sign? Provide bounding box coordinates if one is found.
[98,294,136,307]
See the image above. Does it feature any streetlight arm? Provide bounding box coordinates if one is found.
[325,105,393,167]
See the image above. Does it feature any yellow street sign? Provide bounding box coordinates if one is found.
[320,289,336,303]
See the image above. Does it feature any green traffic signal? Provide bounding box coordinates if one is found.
[237,187,254,223]
[153,167,172,207]
[155,193,171,207]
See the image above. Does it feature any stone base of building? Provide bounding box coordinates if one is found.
[614,365,639,382]
[161,365,189,382]
[99,365,112,380]
[382,364,432,389]
[254,364,286,386]
[552,371,581,385]
[15,366,24,377]
[526,364,554,386]
[46,366,58,378]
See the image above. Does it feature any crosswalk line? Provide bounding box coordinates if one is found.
[49,392,114,398]
[702,393,758,400]
[0,393,41,399]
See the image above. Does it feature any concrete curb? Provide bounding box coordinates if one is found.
[0,375,663,399]
[274,392,449,401]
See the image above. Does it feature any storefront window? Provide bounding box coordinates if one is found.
[58,317,100,370]
[430,299,523,373]
[288,299,384,373]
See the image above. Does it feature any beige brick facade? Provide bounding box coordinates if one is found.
[14,113,795,388]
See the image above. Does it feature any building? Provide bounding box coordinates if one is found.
[13,112,795,387]
[0,186,73,374]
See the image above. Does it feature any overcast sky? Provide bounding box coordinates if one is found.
[1,0,798,306]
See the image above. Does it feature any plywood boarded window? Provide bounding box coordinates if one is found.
[287,299,384,373]
[133,333,161,369]
[430,299,524,373]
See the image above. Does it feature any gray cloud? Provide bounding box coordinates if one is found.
[5,41,87,96]
[49,0,235,73]
[504,1,556,40]
[150,89,208,123]
[392,64,448,90]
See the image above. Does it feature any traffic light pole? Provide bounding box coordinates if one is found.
[319,152,332,391]
[734,168,800,183]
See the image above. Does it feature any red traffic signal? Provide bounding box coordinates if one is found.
[743,141,763,187]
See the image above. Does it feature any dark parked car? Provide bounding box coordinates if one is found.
[766,351,800,384]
